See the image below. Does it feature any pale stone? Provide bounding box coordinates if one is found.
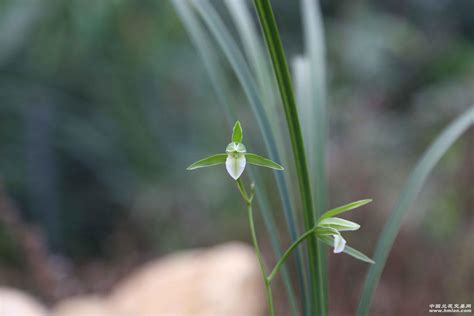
[51,296,109,316]
[109,242,265,316]
[0,287,48,316]
[50,242,265,316]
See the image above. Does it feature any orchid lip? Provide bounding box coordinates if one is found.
[225,153,246,180]
[333,234,346,253]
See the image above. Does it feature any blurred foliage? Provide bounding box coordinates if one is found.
[0,0,235,258]
[0,225,21,265]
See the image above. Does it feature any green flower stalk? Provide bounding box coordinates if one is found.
[187,121,374,316]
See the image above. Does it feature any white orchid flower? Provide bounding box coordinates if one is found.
[187,121,284,180]
[317,217,360,253]
[313,199,375,263]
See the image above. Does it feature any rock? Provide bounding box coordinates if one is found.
[51,296,108,316]
[50,242,265,316]
[109,242,265,316]
[0,287,48,316]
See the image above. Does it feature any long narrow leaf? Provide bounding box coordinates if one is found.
[301,0,329,309]
[292,56,312,152]
[253,0,326,314]
[223,2,309,312]
[223,0,276,111]
[301,0,328,216]
[357,106,474,315]
[291,54,313,316]
[171,0,236,120]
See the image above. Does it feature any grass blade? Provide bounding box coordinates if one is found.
[292,56,312,153]
[224,2,310,313]
[301,0,328,217]
[291,55,313,316]
[171,0,236,120]
[223,0,276,111]
[253,0,327,314]
[357,106,474,315]
[301,0,329,311]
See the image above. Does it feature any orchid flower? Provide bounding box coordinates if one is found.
[187,121,283,179]
[317,217,360,253]
[311,199,375,263]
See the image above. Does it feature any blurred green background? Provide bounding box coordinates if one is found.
[0,0,473,315]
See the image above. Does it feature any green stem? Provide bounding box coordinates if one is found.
[253,0,326,314]
[237,178,275,316]
[237,178,251,203]
[268,227,315,283]
[248,203,275,316]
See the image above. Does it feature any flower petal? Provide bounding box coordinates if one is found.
[318,217,360,231]
[333,234,346,253]
[226,154,246,180]
[319,199,372,220]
